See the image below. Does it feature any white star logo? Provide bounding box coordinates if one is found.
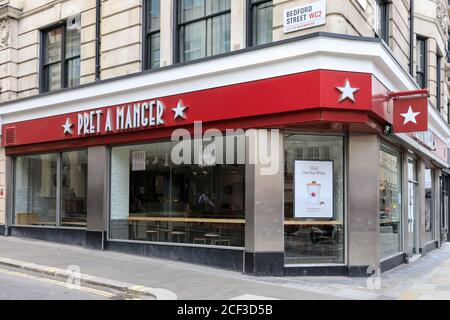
[62,118,74,135]
[400,106,421,125]
[172,100,187,120]
[336,79,359,103]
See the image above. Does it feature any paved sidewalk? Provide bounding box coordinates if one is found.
[0,236,450,300]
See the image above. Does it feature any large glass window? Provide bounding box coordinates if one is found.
[145,0,161,69]
[14,154,58,226]
[374,0,389,43]
[61,151,88,228]
[110,139,245,247]
[424,166,434,243]
[178,0,231,62]
[250,0,273,46]
[14,151,87,228]
[379,146,402,259]
[416,37,427,89]
[407,158,418,255]
[284,135,345,264]
[42,16,81,92]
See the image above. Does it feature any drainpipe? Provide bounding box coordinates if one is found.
[95,0,101,81]
[409,0,414,76]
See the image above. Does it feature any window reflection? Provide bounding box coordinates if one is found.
[284,135,344,264]
[379,147,402,258]
[424,167,434,242]
[14,154,58,226]
[110,139,245,247]
[61,151,87,228]
[251,0,273,46]
[178,0,231,62]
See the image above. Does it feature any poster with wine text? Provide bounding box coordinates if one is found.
[294,160,333,218]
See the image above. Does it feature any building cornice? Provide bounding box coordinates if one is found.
[0,2,22,20]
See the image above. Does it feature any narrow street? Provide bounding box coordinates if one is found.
[0,265,115,300]
[0,237,450,300]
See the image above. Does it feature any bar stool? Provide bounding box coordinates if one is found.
[146,230,158,242]
[205,233,220,245]
[213,239,231,246]
[171,231,186,243]
[193,238,207,244]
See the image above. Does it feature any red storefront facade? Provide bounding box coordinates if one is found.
[1,34,448,276]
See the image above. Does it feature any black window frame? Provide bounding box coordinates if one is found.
[246,0,273,47]
[416,36,427,89]
[436,52,442,111]
[174,0,232,63]
[143,0,161,70]
[40,20,81,93]
[375,0,389,44]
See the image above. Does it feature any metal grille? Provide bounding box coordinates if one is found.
[5,127,15,146]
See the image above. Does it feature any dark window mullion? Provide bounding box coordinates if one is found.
[61,24,67,89]
[178,9,231,26]
[43,60,62,68]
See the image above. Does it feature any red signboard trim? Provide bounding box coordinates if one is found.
[3,69,388,152]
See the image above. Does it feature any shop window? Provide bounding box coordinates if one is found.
[407,158,419,255]
[249,0,273,46]
[374,0,389,43]
[416,37,427,89]
[145,0,161,69]
[379,146,402,259]
[177,0,231,62]
[14,151,88,228]
[424,166,434,243]
[14,154,58,226]
[61,151,88,228]
[284,135,345,264]
[110,138,245,247]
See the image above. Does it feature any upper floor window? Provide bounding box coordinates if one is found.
[436,53,442,111]
[374,0,389,43]
[177,0,231,63]
[416,37,427,89]
[145,0,161,69]
[41,16,81,93]
[249,0,273,46]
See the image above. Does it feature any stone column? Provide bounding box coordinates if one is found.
[231,0,246,51]
[86,146,109,249]
[244,129,284,276]
[160,0,174,66]
[347,134,380,276]
[0,1,21,102]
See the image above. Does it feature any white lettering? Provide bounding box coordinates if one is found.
[141,102,149,127]
[96,110,102,133]
[157,100,165,125]
[83,113,89,135]
[149,101,156,126]
[117,107,125,130]
[125,106,133,129]
[78,114,83,135]
[105,109,113,132]
[133,104,141,129]
[89,111,96,134]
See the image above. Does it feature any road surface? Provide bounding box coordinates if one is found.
[0,265,116,300]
